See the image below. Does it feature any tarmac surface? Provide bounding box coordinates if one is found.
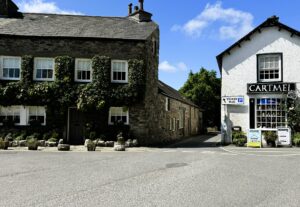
[1,134,300,207]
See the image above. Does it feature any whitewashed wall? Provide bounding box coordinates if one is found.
[221,27,300,143]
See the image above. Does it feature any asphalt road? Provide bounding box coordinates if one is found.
[1,134,300,207]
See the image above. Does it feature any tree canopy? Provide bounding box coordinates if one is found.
[179,68,221,128]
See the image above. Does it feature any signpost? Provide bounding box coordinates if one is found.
[277,128,292,147]
[222,96,244,105]
[248,129,262,148]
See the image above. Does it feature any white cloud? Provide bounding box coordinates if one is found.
[159,61,188,73]
[19,0,83,15]
[172,2,254,40]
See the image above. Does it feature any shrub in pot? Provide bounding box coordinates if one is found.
[87,139,96,151]
[232,131,247,147]
[27,138,38,151]
[293,133,300,147]
[0,138,9,150]
[114,133,126,151]
[264,131,278,147]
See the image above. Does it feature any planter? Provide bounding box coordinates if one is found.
[0,140,9,150]
[87,145,96,151]
[114,143,125,151]
[58,144,70,151]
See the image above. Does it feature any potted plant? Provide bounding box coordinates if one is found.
[293,133,300,147]
[86,139,96,151]
[114,132,126,151]
[264,131,278,147]
[27,138,39,150]
[0,138,9,150]
[232,131,247,147]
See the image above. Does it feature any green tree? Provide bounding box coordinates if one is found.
[179,68,221,128]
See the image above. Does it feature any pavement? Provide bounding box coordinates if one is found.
[1,134,300,207]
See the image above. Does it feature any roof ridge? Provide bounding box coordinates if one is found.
[22,12,129,19]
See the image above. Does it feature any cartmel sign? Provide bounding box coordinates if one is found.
[247,83,296,94]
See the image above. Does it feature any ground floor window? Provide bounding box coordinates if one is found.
[256,98,287,128]
[28,106,46,125]
[0,106,46,126]
[0,106,21,125]
[108,107,129,125]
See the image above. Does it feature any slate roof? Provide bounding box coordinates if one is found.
[158,80,202,110]
[216,16,300,70]
[0,13,158,40]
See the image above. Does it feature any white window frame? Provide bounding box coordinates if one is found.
[34,57,55,81]
[0,56,21,80]
[173,118,176,131]
[75,58,92,82]
[179,109,185,129]
[27,106,46,126]
[258,54,282,82]
[108,107,129,125]
[111,60,128,83]
[0,106,21,126]
[255,98,287,129]
[165,97,170,111]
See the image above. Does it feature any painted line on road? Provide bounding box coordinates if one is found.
[220,147,300,157]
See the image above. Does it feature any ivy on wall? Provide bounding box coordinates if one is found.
[0,55,145,112]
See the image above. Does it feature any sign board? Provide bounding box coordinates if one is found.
[277,128,292,147]
[247,83,296,94]
[222,96,244,105]
[248,129,262,148]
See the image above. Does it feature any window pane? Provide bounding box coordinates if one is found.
[3,68,8,77]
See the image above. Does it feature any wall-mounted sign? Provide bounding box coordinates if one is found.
[277,128,292,147]
[248,129,262,148]
[222,96,244,105]
[247,83,296,94]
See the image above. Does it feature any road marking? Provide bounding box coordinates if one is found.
[220,147,300,157]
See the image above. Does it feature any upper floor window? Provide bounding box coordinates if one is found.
[75,59,92,82]
[34,58,55,81]
[108,107,129,125]
[111,60,128,83]
[0,56,21,80]
[165,97,170,111]
[258,54,282,82]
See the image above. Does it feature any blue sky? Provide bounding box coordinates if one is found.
[14,0,300,89]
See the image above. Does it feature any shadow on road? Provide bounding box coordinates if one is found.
[166,133,221,148]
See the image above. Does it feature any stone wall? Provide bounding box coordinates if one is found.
[143,93,202,145]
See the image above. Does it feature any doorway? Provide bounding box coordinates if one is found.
[68,108,86,145]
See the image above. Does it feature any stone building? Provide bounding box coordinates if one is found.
[218,16,300,144]
[0,0,202,145]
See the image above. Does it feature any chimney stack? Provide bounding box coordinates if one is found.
[139,0,144,11]
[128,0,152,22]
[128,3,133,15]
[0,0,22,17]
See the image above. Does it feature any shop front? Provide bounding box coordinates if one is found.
[218,16,300,145]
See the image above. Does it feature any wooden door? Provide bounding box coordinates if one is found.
[68,108,85,145]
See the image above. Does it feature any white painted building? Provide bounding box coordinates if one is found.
[217,16,300,143]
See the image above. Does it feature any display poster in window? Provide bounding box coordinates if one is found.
[277,128,292,147]
[247,129,262,148]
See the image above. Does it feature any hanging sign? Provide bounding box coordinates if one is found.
[248,129,262,148]
[247,83,296,94]
[222,96,244,105]
[277,128,292,147]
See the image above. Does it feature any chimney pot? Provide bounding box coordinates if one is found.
[134,6,139,12]
[128,3,133,15]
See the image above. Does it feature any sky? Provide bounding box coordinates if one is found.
[14,0,300,89]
